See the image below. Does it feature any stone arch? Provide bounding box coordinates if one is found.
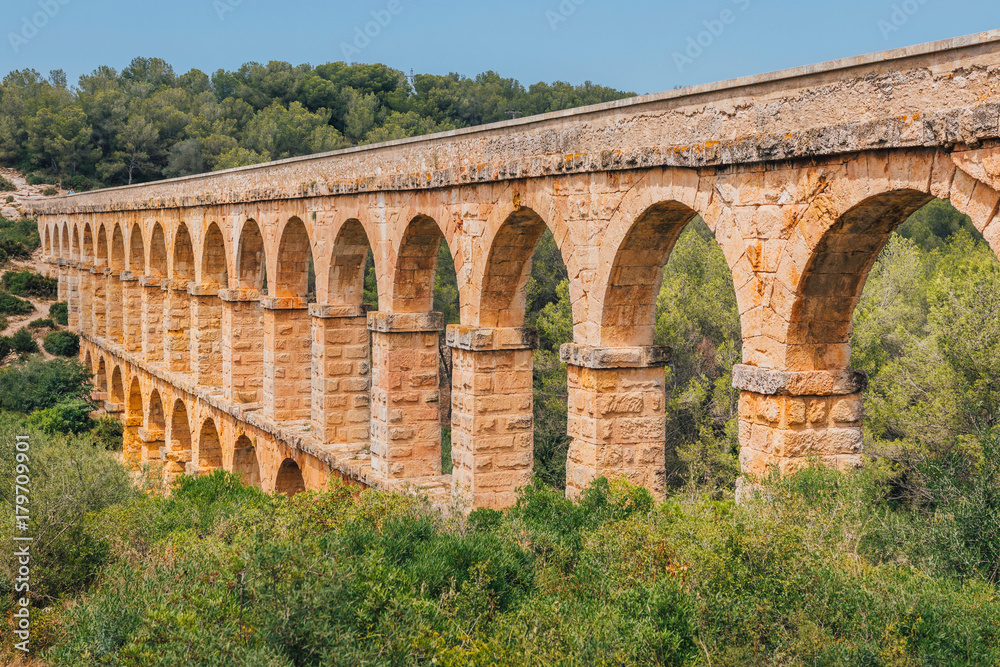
[71,225,80,261]
[327,218,376,306]
[274,458,305,496]
[95,357,107,393]
[60,221,68,258]
[237,219,266,290]
[478,206,554,328]
[110,225,126,271]
[232,435,260,487]
[125,376,144,462]
[81,223,93,263]
[95,225,108,265]
[129,223,145,272]
[110,366,125,404]
[784,189,934,371]
[599,201,701,346]
[82,349,92,372]
[169,399,192,473]
[201,222,229,288]
[42,226,50,257]
[146,387,166,460]
[390,214,450,313]
[172,223,195,280]
[275,217,314,299]
[127,375,142,418]
[149,223,168,277]
[197,418,223,472]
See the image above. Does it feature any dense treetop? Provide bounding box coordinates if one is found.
[0,58,633,189]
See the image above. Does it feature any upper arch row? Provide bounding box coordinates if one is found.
[40,151,1000,361]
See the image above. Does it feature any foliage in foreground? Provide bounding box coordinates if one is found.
[1,269,57,298]
[11,442,993,666]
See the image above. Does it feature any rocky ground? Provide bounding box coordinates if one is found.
[0,166,66,221]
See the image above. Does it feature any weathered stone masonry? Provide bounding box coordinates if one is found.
[32,32,1000,506]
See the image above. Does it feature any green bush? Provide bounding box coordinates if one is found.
[41,187,58,196]
[6,328,38,355]
[26,399,94,435]
[0,290,33,315]
[90,416,124,451]
[0,216,40,258]
[28,317,56,330]
[26,174,47,186]
[0,417,137,610]
[49,301,68,325]
[4,195,13,203]
[0,357,92,413]
[1,270,57,298]
[0,176,14,192]
[43,329,79,357]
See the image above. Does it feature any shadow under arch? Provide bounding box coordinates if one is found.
[237,219,266,291]
[125,376,143,462]
[110,366,124,404]
[147,388,166,460]
[328,218,375,307]
[232,435,260,488]
[274,458,305,496]
[275,217,314,299]
[129,223,145,273]
[198,418,223,472]
[201,222,229,288]
[169,399,192,477]
[149,223,168,277]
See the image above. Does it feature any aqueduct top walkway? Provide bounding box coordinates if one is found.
[30,31,1000,507]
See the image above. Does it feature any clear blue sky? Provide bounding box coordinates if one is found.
[1,0,997,94]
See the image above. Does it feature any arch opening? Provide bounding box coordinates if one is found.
[232,435,260,488]
[276,217,315,299]
[149,223,168,277]
[202,222,229,288]
[198,418,223,472]
[328,219,375,307]
[169,400,192,474]
[274,458,305,496]
[237,220,266,291]
[81,224,93,263]
[110,366,125,404]
[110,225,126,271]
[172,223,195,281]
[129,224,145,273]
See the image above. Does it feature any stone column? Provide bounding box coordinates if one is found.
[66,261,81,330]
[732,365,865,476]
[163,280,191,373]
[138,425,165,462]
[219,289,265,404]
[78,263,93,336]
[448,325,537,510]
[188,283,224,389]
[140,276,165,364]
[91,265,107,338]
[310,304,371,446]
[123,411,143,465]
[56,258,67,302]
[120,271,141,353]
[368,312,445,481]
[105,268,124,344]
[262,297,313,422]
[562,344,671,500]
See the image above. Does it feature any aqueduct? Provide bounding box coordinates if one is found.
[30,32,1000,508]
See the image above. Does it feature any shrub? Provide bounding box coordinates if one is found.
[7,328,38,355]
[27,399,94,435]
[43,329,79,356]
[0,290,33,315]
[90,416,123,451]
[26,174,47,186]
[1,270,57,298]
[0,417,137,609]
[49,301,68,325]
[28,317,56,330]
[42,187,58,196]
[4,195,13,203]
[0,357,92,413]
[0,176,14,192]
[0,216,40,256]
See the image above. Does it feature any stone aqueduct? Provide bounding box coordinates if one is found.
[29,33,1000,508]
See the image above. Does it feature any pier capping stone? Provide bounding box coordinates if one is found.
[560,343,671,369]
[309,303,372,319]
[731,364,868,396]
[119,270,138,282]
[103,401,124,414]
[446,325,539,351]
[138,427,165,442]
[367,311,445,333]
[261,295,310,310]
[139,274,164,287]
[56,258,68,267]
[90,265,106,275]
[162,278,190,292]
[217,288,260,303]
[188,282,222,297]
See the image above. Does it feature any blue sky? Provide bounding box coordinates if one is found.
[1,0,997,94]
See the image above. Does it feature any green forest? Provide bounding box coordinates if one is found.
[0,56,999,664]
[0,58,631,189]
